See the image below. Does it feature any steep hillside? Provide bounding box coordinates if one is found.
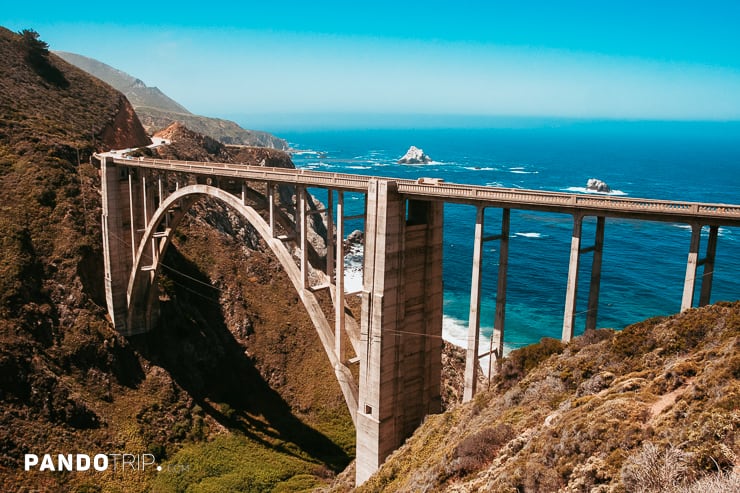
[0,27,352,492]
[54,51,288,149]
[355,302,739,492]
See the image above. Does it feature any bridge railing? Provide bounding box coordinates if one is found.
[396,180,740,218]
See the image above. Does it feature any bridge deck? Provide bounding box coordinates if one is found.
[104,156,740,226]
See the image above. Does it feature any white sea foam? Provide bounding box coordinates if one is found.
[514,232,544,239]
[347,165,372,170]
[563,186,627,196]
[510,170,539,174]
[485,181,504,187]
[442,315,513,374]
[343,243,364,293]
[464,166,497,171]
[672,224,731,237]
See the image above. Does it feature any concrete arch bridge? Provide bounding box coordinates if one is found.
[96,155,740,484]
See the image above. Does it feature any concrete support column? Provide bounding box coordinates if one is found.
[298,186,308,290]
[142,172,149,229]
[327,190,335,283]
[101,157,131,332]
[491,208,510,376]
[128,170,137,261]
[464,207,485,402]
[562,214,583,342]
[268,182,275,237]
[699,225,719,306]
[585,216,605,331]
[681,224,702,311]
[241,182,247,206]
[157,175,163,207]
[335,191,346,363]
[356,180,443,485]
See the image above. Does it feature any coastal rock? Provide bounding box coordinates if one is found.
[586,178,612,193]
[398,145,432,164]
[345,229,364,249]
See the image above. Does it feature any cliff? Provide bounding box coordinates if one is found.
[54,51,289,149]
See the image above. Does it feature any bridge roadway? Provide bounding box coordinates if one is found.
[99,154,739,484]
[105,155,740,226]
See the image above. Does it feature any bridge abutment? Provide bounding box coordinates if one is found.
[356,180,443,484]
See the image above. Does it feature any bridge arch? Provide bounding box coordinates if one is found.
[125,183,358,420]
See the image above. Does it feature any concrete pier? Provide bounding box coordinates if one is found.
[100,157,132,332]
[463,207,510,402]
[355,180,443,484]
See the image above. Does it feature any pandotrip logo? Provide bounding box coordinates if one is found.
[23,453,189,474]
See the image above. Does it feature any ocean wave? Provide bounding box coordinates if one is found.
[485,181,504,187]
[343,243,364,293]
[464,166,497,171]
[672,224,732,238]
[347,165,372,170]
[442,315,513,371]
[442,315,472,348]
[514,232,544,239]
[563,186,627,196]
[402,160,445,166]
[510,170,539,174]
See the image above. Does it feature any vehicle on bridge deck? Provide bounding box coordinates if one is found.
[416,177,445,185]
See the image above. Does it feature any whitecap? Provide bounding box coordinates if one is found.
[442,315,471,348]
[463,166,497,171]
[510,170,539,174]
[673,224,732,238]
[343,243,364,293]
[514,232,544,239]
[442,315,513,372]
[347,165,372,170]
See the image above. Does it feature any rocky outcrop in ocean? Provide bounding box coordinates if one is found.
[586,178,612,193]
[398,146,432,164]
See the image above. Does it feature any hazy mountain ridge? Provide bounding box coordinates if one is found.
[54,50,288,150]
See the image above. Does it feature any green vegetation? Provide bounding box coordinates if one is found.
[151,434,327,492]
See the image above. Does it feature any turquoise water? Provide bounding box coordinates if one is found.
[252,120,740,350]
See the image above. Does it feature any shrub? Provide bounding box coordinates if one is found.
[621,442,693,492]
[447,424,514,478]
[678,470,740,493]
[498,337,565,387]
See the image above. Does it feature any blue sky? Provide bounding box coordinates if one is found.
[3,1,740,126]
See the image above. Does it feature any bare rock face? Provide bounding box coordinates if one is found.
[586,178,612,193]
[398,145,432,164]
[98,94,151,150]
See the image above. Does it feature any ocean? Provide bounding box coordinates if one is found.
[244,119,740,352]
